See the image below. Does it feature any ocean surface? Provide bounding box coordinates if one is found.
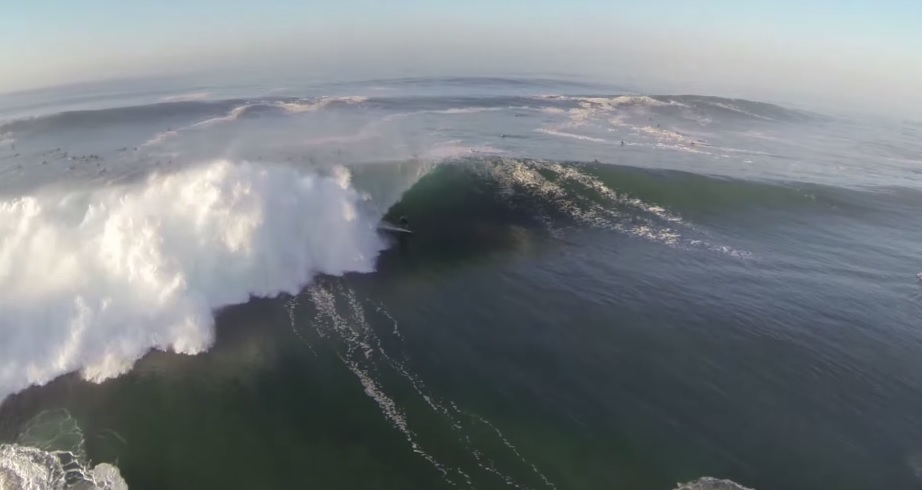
[0,76,921,490]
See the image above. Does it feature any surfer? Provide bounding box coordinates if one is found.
[396,216,411,253]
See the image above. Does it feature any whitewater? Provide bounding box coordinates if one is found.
[0,161,385,398]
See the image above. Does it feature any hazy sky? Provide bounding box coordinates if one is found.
[2,0,920,116]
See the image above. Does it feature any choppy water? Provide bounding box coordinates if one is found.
[1,77,921,489]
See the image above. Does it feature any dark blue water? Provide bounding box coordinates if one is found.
[0,77,921,489]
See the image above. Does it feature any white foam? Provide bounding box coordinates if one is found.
[139,105,250,148]
[483,159,750,257]
[187,104,250,129]
[541,95,689,132]
[674,477,756,490]
[637,126,698,144]
[276,96,368,113]
[158,92,211,103]
[1,409,127,489]
[537,94,681,108]
[0,445,127,490]
[712,102,772,121]
[140,129,179,147]
[582,95,677,108]
[534,128,607,143]
[431,107,507,115]
[0,160,386,402]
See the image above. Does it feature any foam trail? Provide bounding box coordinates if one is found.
[674,477,756,490]
[289,281,557,489]
[0,409,127,489]
[299,282,459,488]
[0,160,386,402]
[534,128,607,143]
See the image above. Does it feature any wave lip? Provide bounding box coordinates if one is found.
[0,160,386,402]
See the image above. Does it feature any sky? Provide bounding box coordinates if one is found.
[1,0,921,117]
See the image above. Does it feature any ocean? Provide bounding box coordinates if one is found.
[0,77,921,490]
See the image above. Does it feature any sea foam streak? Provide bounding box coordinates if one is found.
[0,409,128,489]
[0,160,386,402]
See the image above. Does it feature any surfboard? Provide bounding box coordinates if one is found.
[377,222,414,235]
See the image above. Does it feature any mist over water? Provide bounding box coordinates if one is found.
[1,77,921,489]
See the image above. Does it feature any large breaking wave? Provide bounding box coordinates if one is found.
[0,160,387,402]
[4,149,896,405]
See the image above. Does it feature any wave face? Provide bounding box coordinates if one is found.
[0,160,385,401]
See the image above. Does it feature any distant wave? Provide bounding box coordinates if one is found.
[537,94,814,125]
[671,95,817,123]
[0,99,244,134]
[537,94,682,109]
[0,96,370,135]
[136,97,368,147]
[0,92,814,138]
